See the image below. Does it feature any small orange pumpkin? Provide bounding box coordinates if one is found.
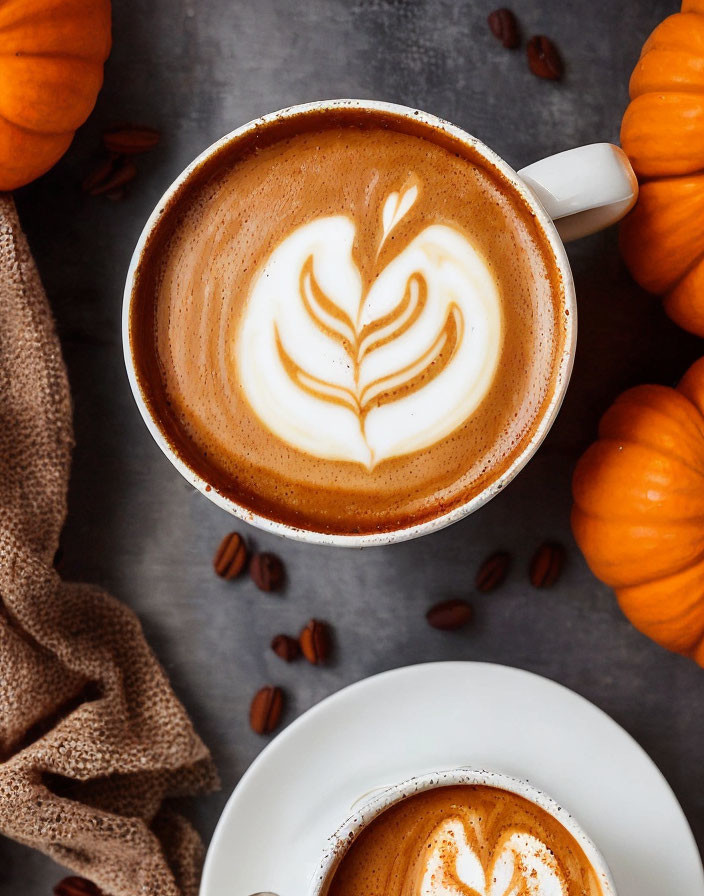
[0,0,111,191]
[572,357,704,666]
[620,0,704,337]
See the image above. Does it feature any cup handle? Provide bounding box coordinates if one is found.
[517,143,638,242]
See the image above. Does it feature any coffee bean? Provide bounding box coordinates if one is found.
[475,551,511,592]
[87,158,138,196]
[213,531,248,579]
[102,125,161,155]
[249,685,283,735]
[54,878,103,896]
[488,8,520,48]
[271,633,300,662]
[426,598,473,630]
[250,552,284,591]
[81,155,118,193]
[526,35,564,80]
[529,542,565,587]
[299,619,331,664]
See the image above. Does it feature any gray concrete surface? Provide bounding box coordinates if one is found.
[3,0,703,891]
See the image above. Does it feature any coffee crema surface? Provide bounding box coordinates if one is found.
[324,785,603,896]
[130,110,566,534]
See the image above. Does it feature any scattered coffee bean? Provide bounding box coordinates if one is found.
[249,685,283,735]
[271,633,300,662]
[487,8,520,48]
[426,598,473,631]
[299,619,331,665]
[213,531,248,579]
[475,551,511,592]
[54,878,103,896]
[526,35,564,80]
[102,125,161,155]
[81,155,119,193]
[83,126,160,201]
[87,158,138,196]
[529,542,565,587]
[250,552,285,591]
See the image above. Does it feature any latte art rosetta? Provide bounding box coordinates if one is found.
[237,184,502,468]
[325,786,603,896]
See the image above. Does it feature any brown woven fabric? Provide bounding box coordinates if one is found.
[0,194,218,896]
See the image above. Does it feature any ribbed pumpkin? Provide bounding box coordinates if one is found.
[620,0,704,337]
[0,0,111,191]
[572,357,704,666]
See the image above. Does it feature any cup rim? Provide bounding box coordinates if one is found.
[309,766,616,895]
[122,98,576,547]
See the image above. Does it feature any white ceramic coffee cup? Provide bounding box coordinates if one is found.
[309,767,617,895]
[122,99,637,547]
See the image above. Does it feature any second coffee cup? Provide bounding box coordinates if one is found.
[311,767,617,895]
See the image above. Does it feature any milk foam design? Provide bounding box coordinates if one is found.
[420,819,567,896]
[237,183,502,468]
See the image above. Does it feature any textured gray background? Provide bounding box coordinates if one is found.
[3,0,704,891]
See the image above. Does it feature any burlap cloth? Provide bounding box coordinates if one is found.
[0,193,218,895]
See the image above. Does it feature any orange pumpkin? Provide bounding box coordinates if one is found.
[620,0,704,337]
[572,357,704,666]
[0,0,111,191]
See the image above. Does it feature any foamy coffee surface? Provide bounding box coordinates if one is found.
[131,112,565,534]
[325,785,603,896]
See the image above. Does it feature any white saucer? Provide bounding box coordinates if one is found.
[200,662,704,895]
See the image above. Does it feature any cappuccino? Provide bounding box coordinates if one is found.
[130,108,566,534]
[324,785,603,895]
